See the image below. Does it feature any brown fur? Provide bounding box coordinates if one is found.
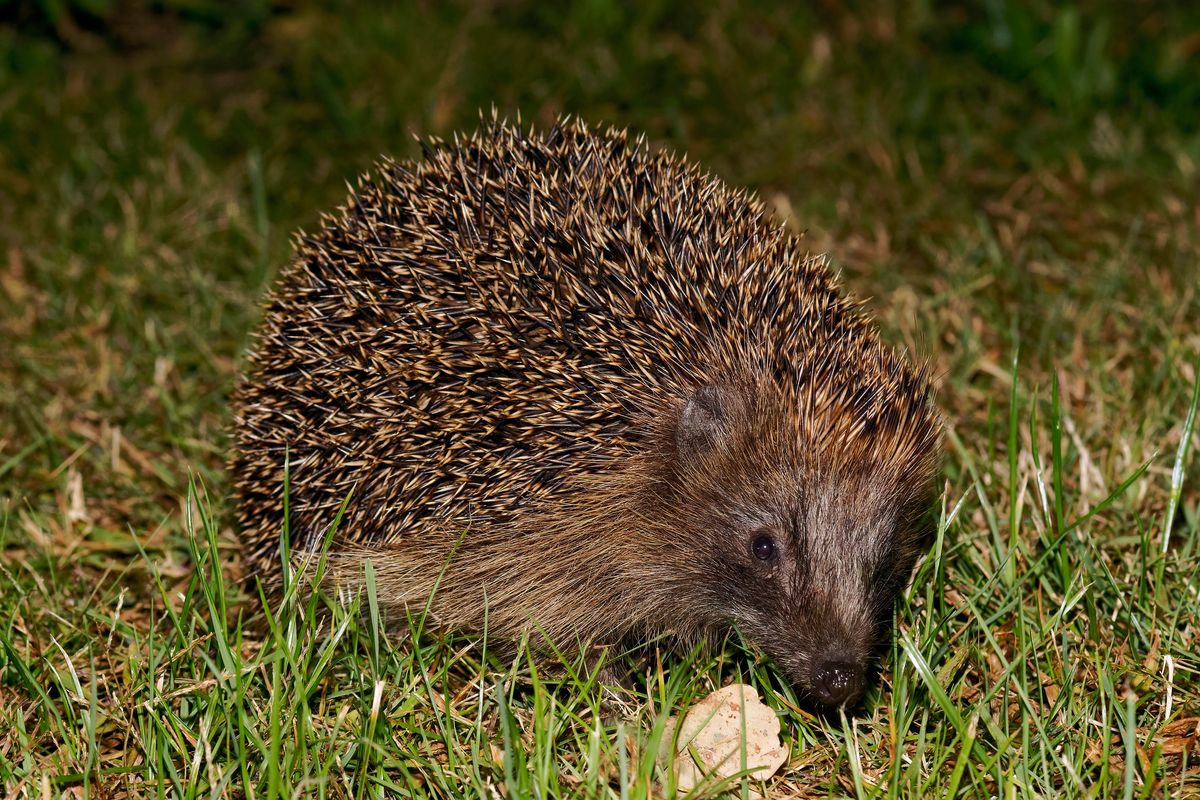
[230,115,941,704]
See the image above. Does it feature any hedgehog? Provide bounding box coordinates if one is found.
[230,115,941,707]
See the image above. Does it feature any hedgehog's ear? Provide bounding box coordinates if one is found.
[676,384,737,464]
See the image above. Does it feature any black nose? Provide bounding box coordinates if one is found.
[811,659,862,706]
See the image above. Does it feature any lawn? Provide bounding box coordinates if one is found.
[1,1,1199,797]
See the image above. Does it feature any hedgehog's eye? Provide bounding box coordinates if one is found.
[751,534,776,561]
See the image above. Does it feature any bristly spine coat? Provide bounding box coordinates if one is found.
[231,114,941,706]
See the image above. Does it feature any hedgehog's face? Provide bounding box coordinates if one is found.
[672,382,938,707]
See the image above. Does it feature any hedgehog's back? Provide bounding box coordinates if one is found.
[231,118,868,575]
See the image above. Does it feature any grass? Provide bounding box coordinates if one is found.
[1,1,1199,796]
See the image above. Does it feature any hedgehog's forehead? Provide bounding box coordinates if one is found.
[709,449,905,536]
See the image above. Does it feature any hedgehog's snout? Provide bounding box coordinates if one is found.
[810,657,864,707]
[770,597,872,707]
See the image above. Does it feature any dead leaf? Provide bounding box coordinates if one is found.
[659,683,787,798]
